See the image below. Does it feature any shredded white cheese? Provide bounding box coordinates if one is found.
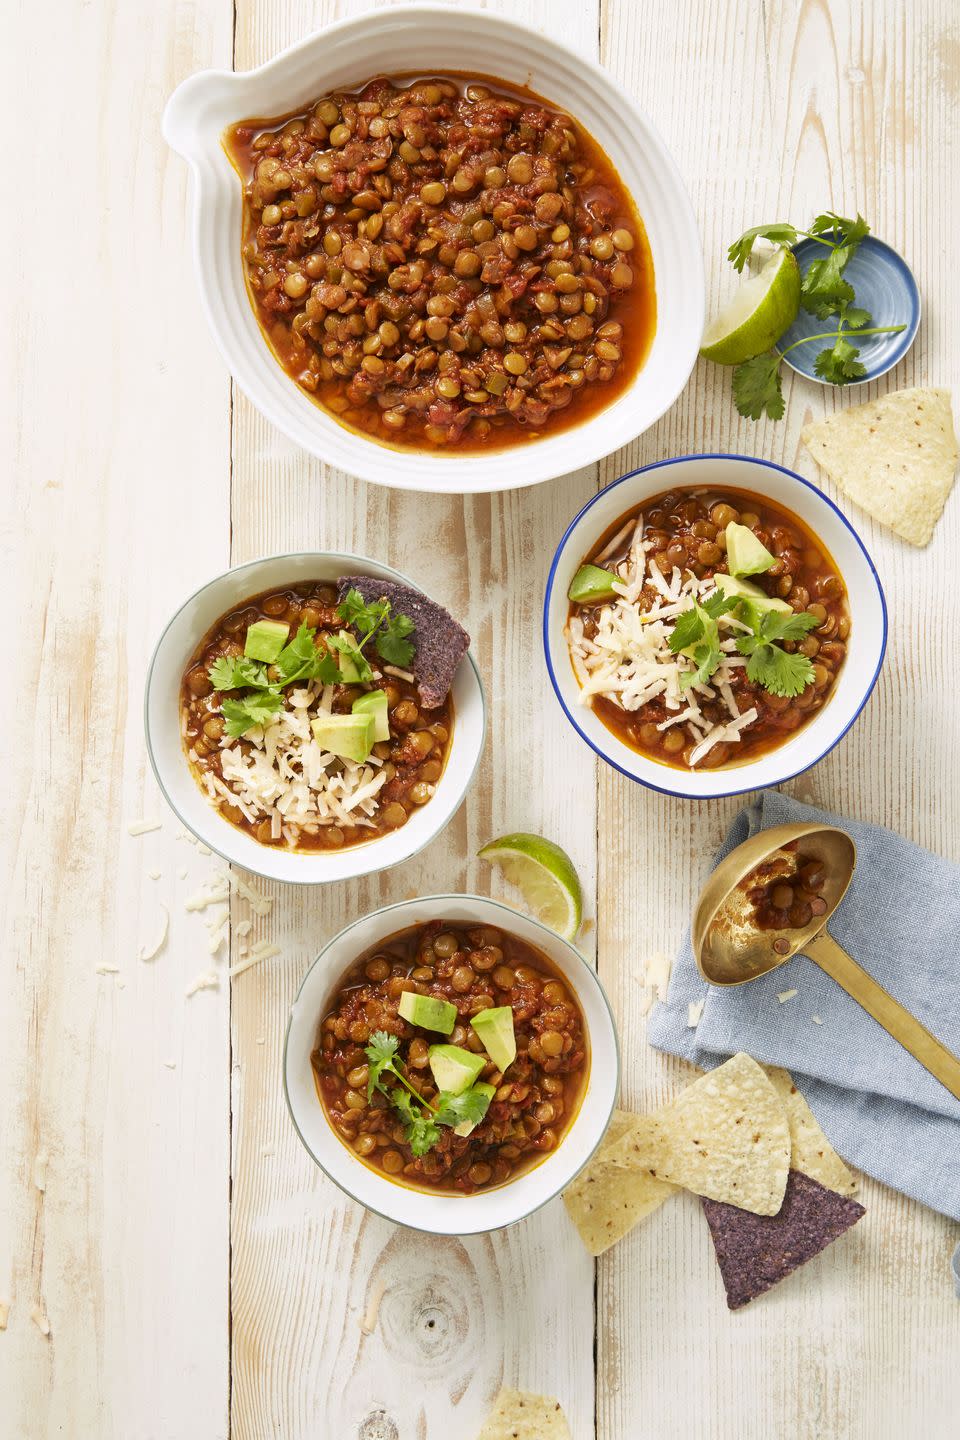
[811,1014,823,1025]
[95,963,120,975]
[566,532,766,766]
[185,970,220,997]
[207,683,395,847]
[229,943,282,978]
[138,905,169,962]
[777,988,798,1004]
[127,818,162,836]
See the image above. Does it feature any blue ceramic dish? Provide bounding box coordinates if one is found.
[779,233,920,384]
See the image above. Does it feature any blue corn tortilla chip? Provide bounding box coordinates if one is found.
[337,576,469,709]
[702,1168,865,1310]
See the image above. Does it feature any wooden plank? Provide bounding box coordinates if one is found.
[596,1,960,1437]
[227,3,600,1437]
[0,0,234,1436]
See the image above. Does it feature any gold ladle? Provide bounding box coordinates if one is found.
[692,820,960,1101]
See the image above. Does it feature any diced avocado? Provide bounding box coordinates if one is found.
[470,1005,517,1073]
[568,563,620,604]
[310,711,375,764]
[726,522,776,578]
[244,618,290,663]
[453,1081,496,1138]
[352,690,390,742]
[714,573,792,615]
[397,991,457,1035]
[428,1044,486,1096]
[335,631,364,683]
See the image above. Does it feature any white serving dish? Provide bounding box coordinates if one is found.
[144,552,485,884]
[543,454,887,799]
[162,3,703,494]
[284,895,619,1234]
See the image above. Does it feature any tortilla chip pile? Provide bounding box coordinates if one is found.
[801,386,958,546]
[475,1388,572,1440]
[563,1054,865,1308]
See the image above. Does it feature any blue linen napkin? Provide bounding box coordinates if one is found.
[647,789,960,1224]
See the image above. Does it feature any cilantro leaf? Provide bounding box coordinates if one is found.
[375,611,416,667]
[338,588,388,639]
[435,1087,493,1130]
[757,608,820,644]
[808,212,870,247]
[337,589,418,669]
[680,638,723,691]
[365,1031,401,1102]
[727,222,799,272]
[390,1089,441,1156]
[733,606,818,697]
[668,604,707,654]
[221,690,284,737]
[732,351,785,422]
[813,335,867,385]
[208,656,273,692]
[744,645,815,697]
[800,216,869,320]
[326,631,375,683]
[670,593,740,689]
[274,624,340,686]
[844,306,872,330]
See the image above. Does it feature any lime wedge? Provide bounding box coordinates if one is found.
[478,832,583,942]
[700,247,801,365]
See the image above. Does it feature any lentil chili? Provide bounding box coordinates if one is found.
[312,920,588,1193]
[741,841,830,952]
[225,73,655,452]
[180,581,453,850]
[568,486,850,769]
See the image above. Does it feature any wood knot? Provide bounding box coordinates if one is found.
[358,1411,398,1440]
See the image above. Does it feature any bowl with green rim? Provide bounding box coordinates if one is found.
[144,551,485,884]
[284,894,619,1234]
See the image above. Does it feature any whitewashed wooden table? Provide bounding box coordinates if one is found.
[5,0,960,1435]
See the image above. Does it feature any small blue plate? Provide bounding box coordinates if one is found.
[779,233,920,384]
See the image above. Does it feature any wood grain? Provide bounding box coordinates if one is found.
[0,0,234,1436]
[5,0,960,1437]
[228,3,600,1437]
[597,3,960,1439]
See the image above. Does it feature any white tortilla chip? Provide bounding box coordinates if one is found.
[562,1110,678,1255]
[762,1065,858,1195]
[476,1389,572,1440]
[801,386,958,546]
[607,1053,791,1215]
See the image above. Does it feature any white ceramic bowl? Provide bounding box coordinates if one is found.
[544,455,887,799]
[145,552,485,883]
[162,4,703,494]
[284,895,619,1234]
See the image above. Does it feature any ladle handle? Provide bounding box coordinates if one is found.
[805,930,960,1101]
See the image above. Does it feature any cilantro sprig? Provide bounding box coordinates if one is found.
[669,592,740,690]
[338,588,417,667]
[364,1030,494,1158]
[670,593,819,699]
[204,588,416,738]
[723,212,906,421]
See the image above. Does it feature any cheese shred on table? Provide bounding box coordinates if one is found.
[566,517,758,767]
